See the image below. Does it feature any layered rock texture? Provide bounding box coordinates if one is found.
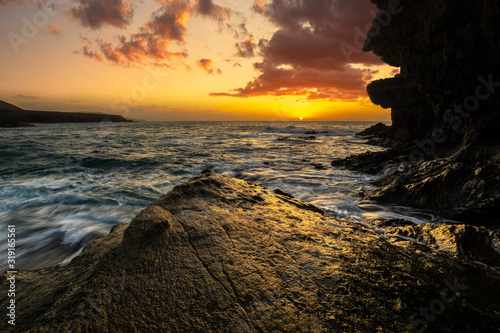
[334,0,500,223]
[2,172,500,332]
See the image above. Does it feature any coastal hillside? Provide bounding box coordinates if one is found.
[2,171,499,332]
[0,100,22,111]
[0,100,131,127]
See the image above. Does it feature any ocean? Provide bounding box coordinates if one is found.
[0,121,451,273]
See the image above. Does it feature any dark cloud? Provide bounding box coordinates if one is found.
[194,0,231,20]
[235,38,255,57]
[214,0,383,101]
[210,63,373,100]
[197,58,221,75]
[82,45,103,61]
[69,0,134,29]
[148,0,191,42]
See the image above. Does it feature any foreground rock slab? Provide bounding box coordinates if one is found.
[2,172,500,332]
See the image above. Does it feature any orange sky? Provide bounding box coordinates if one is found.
[0,0,397,121]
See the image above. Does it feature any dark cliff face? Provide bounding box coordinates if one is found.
[365,0,500,159]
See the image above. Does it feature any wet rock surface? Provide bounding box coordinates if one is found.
[2,172,500,332]
[382,222,500,268]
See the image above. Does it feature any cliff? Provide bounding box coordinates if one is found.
[365,0,500,155]
[334,0,500,223]
[0,101,131,127]
[2,172,499,332]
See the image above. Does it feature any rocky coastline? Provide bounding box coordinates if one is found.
[333,0,500,225]
[1,0,500,331]
[2,171,499,332]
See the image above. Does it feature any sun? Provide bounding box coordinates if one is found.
[299,117,304,120]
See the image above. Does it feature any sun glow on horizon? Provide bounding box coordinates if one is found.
[0,0,393,122]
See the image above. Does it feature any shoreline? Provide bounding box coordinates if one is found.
[332,123,500,227]
[2,171,499,332]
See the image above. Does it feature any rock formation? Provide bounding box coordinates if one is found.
[2,172,499,332]
[365,0,500,154]
[334,0,500,223]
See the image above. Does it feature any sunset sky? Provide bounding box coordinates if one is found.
[0,0,398,121]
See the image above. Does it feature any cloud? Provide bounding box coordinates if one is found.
[68,0,134,29]
[0,0,23,6]
[213,0,382,101]
[194,0,231,20]
[147,0,191,42]
[78,0,191,67]
[210,63,373,100]
[235,38,255,57]
[77,0,231,68]
[197,58,221,75]
[253,0,265,12]
[12,94,42,99]
[82,45,103,61]
[47,24,61,38]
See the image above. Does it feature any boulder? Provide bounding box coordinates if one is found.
[2,172,499,332]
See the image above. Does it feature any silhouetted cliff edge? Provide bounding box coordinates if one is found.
[333,0,500,224]
[1,172,499,332]
[0,101,131,127]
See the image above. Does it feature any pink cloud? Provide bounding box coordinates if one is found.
[78,0,231,68]
[47,24,61,38]
[213,0,382,101]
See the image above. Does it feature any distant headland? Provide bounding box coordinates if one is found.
[0,100,131,127]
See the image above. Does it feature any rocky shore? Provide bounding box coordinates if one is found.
[333,0,500,225]
[2,171,499,332]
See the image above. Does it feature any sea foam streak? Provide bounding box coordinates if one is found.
[0,121,455,272]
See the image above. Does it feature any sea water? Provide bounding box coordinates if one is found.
[0,121,452,272]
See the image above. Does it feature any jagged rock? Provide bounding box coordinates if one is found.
[364,0,500,155]
[333,0,500,224]
[356,123,403,148]
[366,161,500,223]
[383,223,500,268]
[2,172,500,332]
[357,123,390,138]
